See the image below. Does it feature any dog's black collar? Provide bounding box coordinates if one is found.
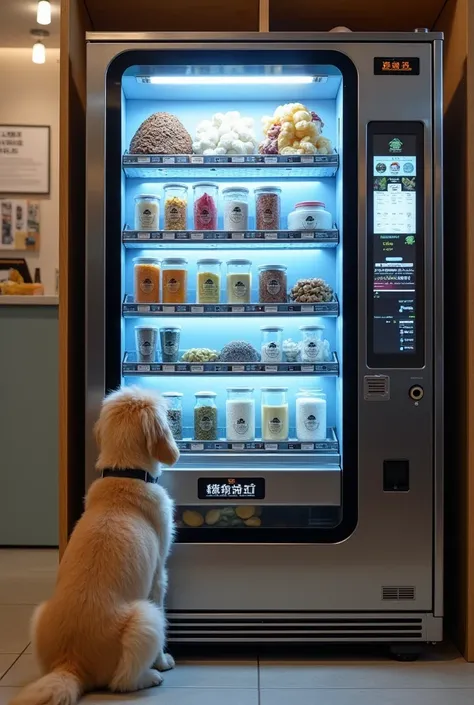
[101,468,158,484]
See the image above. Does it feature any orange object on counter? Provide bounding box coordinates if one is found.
[162,258,188,304]
[133,257,161,303]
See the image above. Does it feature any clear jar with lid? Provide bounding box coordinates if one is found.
[197,259,221,303]
[260,326,283,363]
[162,257,188,304]
[133,257,161,303]
[162,392,183,440]
[226,387,255,442]
[258,264,287,303]
[261,387,289,441]
[255,186,281,230]
[299,324,330,362]
[194,391,218,441]
[222,187,249,231]
[193,182,218,230]
[163,184,188,230]
[288,201,333,231]
[295,388,327,442]
[226,259,252,304]
[134,194,160,231]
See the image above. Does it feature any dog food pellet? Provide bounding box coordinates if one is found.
[194,405,218,440]
[255,190,280,230]
[258,265,287,303]
[182,510,204,527]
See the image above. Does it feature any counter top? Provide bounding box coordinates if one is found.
[0,295,58,306]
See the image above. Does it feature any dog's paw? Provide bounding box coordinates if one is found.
[136,668,164,689]
[153,652,175,671]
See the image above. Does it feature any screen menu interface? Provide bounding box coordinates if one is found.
[372,134,418,357]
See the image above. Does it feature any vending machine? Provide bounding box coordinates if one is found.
[86,32,443,653]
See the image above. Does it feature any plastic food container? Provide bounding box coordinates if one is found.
[222,187,249,231]
[133,257,161,303]
[193,182,218,230]
[194,391,218,441]
[197,259,221,303]
[260,326,283,363]
[299,324,330,362]
[261,387,289,441]
[134,194,160,231]
[134,326,158,361]
[159,326,181,363]
[226,259,252,304]
[288,201,332,231]
[258,264,287,304]
[296,388,327,442]
[226,387,255,442]
[164,184,188,230]
[162,392,183,440]
[255,186,281,230]
[161,257,188,304]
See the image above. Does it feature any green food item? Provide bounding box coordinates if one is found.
[194,405,218,440]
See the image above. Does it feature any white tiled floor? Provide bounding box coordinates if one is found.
[1,548,474,704]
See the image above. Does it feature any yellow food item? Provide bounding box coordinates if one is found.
[235,506,256,520]
[182,510,204,527]
[0,281,43,295]
[244,516,261,527]
[197,271,220,303]
[205,509,221,526]
[134,262,160,303]
[9,268,24,283]
[162,268,187,304]
[164,196,187,230]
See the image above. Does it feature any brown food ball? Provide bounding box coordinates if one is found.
[129,112,193,155]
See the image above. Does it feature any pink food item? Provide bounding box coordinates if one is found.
[194,192,218,230]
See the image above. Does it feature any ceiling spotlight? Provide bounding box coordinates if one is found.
[30,29,49,64]
[37,0,52,25]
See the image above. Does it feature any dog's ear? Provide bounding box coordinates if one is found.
[142,401,180,467]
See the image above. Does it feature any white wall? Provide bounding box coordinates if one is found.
[0,48,59,295]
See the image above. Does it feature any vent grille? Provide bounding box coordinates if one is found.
[364,375,390,401]
[382,586,416,601]
[167,612,424,643]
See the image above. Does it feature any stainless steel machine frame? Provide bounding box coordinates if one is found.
[86,33,443,645]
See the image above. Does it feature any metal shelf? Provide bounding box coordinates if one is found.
[122,351,339,376]
[123,295,339,317]
[122,153,339,179]
[122,229,339,248]
[175,427,339,454]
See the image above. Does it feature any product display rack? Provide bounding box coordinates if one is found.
[122,229,339,247]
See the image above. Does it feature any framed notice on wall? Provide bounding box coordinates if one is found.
[0,125,50,195]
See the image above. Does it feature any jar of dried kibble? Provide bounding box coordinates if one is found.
[163,184,188,231]
[194,391,218,441]
[258,264,287,304]
[162,392,183,440]
[193,182,218,230]
[255,186,281,230]
[133,257,161,303]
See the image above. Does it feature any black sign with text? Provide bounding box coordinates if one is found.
[198,478,265,500]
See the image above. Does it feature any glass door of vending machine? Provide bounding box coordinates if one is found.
[107,51,358,545]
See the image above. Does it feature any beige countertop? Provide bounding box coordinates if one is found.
[0,295,59,306]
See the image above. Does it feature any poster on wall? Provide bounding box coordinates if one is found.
[0,125,50,195]
[0,199,41,251]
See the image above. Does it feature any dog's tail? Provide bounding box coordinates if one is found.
[8,668,82,705]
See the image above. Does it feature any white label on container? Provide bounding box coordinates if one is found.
[163,157,175,164]
[231,443,245,450]
[191,156,204,164]
[301,443,314,451]
[265,365,278,372]
[232,365,245,372]
[191,232,204,240]
[137,305,150,313]
[301,365,314,373]
[264,443,278,451]
[231,156,245,163]
[163,232,175,240]
[163,306,175,314]
[264,305,278,313]
[265,232,278,240]
[231,232,244,240]
[191,306,204,314]
[191,443,204,451]
[264,156,278,163]
[231,306,245,313]
[191,365,204,373]
[137,232,150,239]
[163,365,175,373]
[137,364,150,372]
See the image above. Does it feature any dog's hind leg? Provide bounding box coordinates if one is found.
[109,600,165,692]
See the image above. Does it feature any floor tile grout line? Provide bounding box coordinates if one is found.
[0,642,30,683]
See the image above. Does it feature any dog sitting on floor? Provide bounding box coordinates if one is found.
[11,385,180,705]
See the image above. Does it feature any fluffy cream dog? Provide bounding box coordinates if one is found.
[11,385,180,705]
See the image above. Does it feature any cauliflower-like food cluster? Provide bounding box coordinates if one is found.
[129,112,192,155]
[192,111,259,155]
[289,277,334,303]
[259,103,334,156]
[219,340,260,362]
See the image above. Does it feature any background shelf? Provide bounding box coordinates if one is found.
[176,427,339,454]
[122,229,339,248]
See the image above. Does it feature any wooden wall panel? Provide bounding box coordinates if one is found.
[59,0,91,556]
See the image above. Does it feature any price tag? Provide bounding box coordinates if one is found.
[264,305,278,313]
[231,233,244,240]
[137,232,150,240]
[231,306,245,313]
[301,156,314,163]
[137,156,149,163]
[163,157,175,164]
[163,365,175,373]
[191,156,204,164]
[191,232,204,240]
[137,305,150,313]
[300,305,314,313]
[301,443,314,451]
[264,365,278,373]
[191,443,204,451]
[163,232,175,240]
[232,365,245,373]
[264,443,278,451]
[264,232,278,240]
[231,443,245,450]
[163,306,175,314]
[191,306,204,314]
[301,231,315,239]
[264,156,278,163]
[301,365,314,373]
[137,364,150,373]
[191,365,204,373]
[231,156,245,163]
